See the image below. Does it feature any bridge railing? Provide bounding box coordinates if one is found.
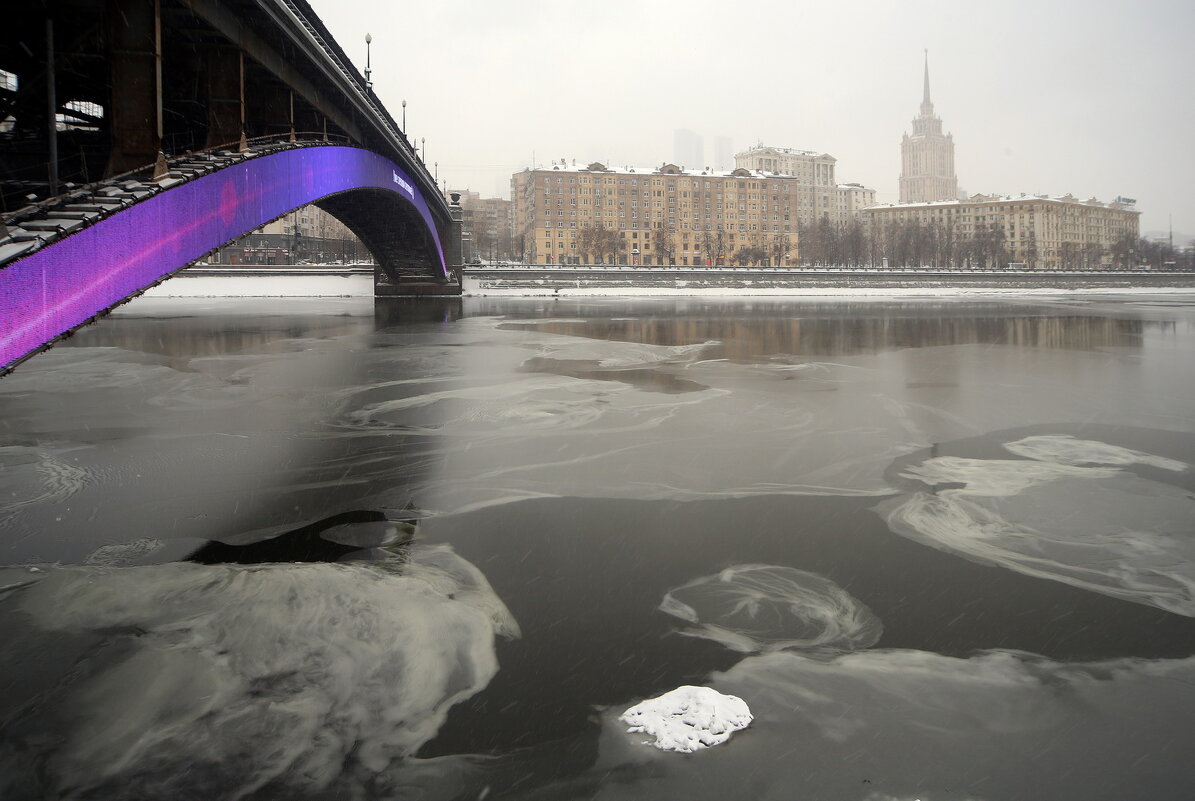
[2,133,346,228]
[271,0,439,200]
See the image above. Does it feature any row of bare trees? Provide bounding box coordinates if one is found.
[798,218,1195,271]
[529,220,1194,270]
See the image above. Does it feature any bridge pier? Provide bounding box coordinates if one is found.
[371,191,463,296]
[374,269,461,296]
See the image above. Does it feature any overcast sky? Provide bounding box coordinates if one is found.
[312,0,1194,238]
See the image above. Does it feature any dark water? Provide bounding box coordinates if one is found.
[2,294,1194,800]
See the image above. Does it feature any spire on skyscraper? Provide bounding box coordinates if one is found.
[921,49,934,117]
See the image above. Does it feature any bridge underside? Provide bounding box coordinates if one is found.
[317,189,447,284]
[0,144,453,372]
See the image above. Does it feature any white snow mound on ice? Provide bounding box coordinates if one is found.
[620,685,752,753]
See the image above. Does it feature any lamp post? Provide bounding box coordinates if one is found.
[401,99,406,131]
[364,33,372,88]
[421,136,425,162]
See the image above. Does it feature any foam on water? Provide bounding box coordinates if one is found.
[660,565,882,653]
[82,537,164,566]
[1004,434,1189,471]
[880,439,1195,616]
[898,455,1119,496]
[0,544,517,800]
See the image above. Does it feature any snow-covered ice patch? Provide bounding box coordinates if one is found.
[620,685,752,752]
[660,565,881,653]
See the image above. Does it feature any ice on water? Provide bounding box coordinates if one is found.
[620,685,752,753]
[0,544,517,800]
[1004,434,1188,471]
[589,649,1195,799]
[880,438,1195,615]
[660,564,881,653]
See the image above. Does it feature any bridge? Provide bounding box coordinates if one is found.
[0,0,461,373]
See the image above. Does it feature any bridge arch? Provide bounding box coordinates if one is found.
[0,145,449,371]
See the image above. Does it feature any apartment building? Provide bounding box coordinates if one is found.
[445,189,513,261]
[863,194,1140,269]
[734,145,876,228]
[511,161,803,266]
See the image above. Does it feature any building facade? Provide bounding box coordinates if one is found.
[734,144,876,228]
[511,161,803,266]
[215,204,369,264]
[863,194,1140,270]
[445,189,514,262]
[899,54,958,203]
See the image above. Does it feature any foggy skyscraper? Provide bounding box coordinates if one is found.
[713,136,732,171]
[673,129,704,169]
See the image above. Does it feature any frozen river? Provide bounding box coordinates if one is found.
[2,293,1194,800]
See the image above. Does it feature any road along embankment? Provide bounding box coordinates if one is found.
[460,267,1195,297]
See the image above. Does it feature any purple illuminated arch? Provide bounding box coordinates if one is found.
[0,146,445,371]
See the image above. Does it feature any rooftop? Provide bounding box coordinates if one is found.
[865,193,1139,211]
[736,144,831,159]
[525,161,864,185]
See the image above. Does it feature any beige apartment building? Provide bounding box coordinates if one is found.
[734,145,876,228]
[511,161,805,266]
[864,194,1140,269]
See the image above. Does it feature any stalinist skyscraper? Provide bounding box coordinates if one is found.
[899,52,958,203]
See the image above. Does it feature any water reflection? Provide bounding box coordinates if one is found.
[488,299,1164,359]
[81,297,374,360]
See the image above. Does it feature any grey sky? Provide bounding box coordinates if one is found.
[312,0,1195,237]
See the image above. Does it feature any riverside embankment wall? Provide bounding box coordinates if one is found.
[461,267,1195,297]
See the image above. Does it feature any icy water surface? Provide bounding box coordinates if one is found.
[2,294,1195,800]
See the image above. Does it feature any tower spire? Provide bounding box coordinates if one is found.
[921,49,934,117]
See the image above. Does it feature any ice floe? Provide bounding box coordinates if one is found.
[660,565,881,653]
[0,544,517,800]
[879,437,1195,615]
[620,685,752,753]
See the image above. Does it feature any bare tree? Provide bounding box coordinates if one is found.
[769,233,787,267]
[655,228,676,265]
[732,245,767,266]
[701,228,728,266]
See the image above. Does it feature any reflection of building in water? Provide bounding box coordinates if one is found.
[515,309,1154,359]
[68,311,372,359]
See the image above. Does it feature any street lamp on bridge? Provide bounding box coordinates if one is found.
[364,33,372,89]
